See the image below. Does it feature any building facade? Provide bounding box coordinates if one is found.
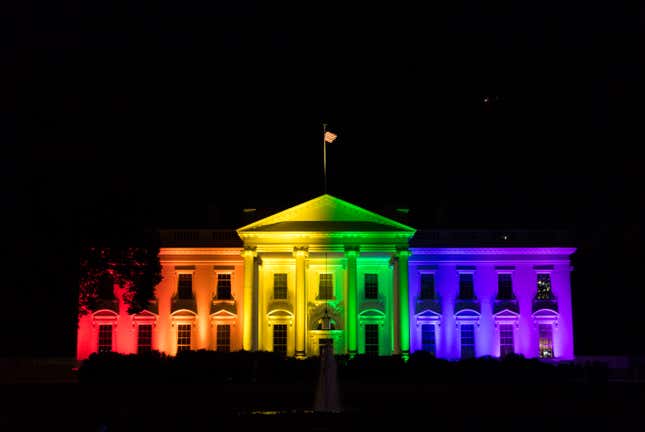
[76,194,575,361]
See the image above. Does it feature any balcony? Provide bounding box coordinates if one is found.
[210,298,237,315]
[415,299,442,315]
[267,300,293,314]
[533,298,558,313]
[455,298,480,313]
[144,299,159,314]
[171,297,197,313]
[494,298,519,314]
[360,298,385,312]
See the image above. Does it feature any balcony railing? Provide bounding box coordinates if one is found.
[171,297,197,313]
[494,298,519,314]
[455,299,481,313]
[210,298,237,315]
[533,298,558,313]
[415,299,442,314]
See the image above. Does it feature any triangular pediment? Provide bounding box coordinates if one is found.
[237,194,415,234]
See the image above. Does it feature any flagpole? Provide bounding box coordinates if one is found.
[323,123,327,194]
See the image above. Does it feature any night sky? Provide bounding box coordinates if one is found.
[3,1,641,357]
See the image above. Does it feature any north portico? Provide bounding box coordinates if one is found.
[236,194,416,358]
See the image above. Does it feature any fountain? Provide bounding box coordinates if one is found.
[313,310,342,413]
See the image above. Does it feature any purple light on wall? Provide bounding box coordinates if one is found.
[409,248,576,360]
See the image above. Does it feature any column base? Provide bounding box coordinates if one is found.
[348,350,357,359]
[401,350,410,362]
[295,350,306,359]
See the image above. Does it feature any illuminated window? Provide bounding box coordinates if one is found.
[137,324,152,354]
[319,273,333,300]
[421,324,436,355]
[538,324,554,358]
[458,274,474,300]
[177,324,191,352]
[177,274,193,299]
[98,324,113,353]
[273,324,287,355]
[537,274,554,300]
[216,325,231,352]
[497,274,513,299]
[499,324,514,357]
[273,273,287,300]
[217,274,232,299]
[460,324,475,359]
[365,324,379,355]
[364,274,378,299]
[420,274,435,300]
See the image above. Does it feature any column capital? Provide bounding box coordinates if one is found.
[344,245,360,257]
[241,246,257,258]
[293,246,309,258]
[395,247,411,258]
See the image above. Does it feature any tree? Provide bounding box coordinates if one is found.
[78,233,163,316]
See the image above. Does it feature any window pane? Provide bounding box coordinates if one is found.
[137,324,152,354]
[499,324,514,357]
[459,274,474,299]
[497,274,513,299]
[274,273,288,300]
[364,274,378,299]
[421,324,436,355]
[217,274,232,299]
[460,324,475,359]
[537,274,554,300]
[177,324,191,352]
[420,274,435,300]
[98,325,112,353]
[365,324,379,356]
[273,324,287,356]
[538,324,554,358]
[217,325,231,352]
[178,274,193,299]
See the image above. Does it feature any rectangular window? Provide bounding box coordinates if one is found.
[460,324,475,359]
[537,274,554,300]
[137,324,152,354]
[98,324,113,353]
[273,324,287,356]
[497,274,513,299]
[538,324,554,358]
[458,273,474,299]
[216,325,231,352]
[319,273,333,300]
[365,324,379,355]
[217,273,232,299]
[499,324,514,357]
[364,273,378,299]
[177,324,191,352]
[421,324,436,355]
[420,274,435,300]
[177,274,193,299]
[273,273,288,300]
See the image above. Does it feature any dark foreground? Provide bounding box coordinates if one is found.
[2,354,643,431]
[1,379,642,432]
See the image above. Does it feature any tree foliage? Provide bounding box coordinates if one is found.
[79,237,163,316]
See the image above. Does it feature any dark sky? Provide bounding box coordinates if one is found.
[3,1,641,357]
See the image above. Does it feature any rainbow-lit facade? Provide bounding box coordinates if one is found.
[77,195,575,361]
